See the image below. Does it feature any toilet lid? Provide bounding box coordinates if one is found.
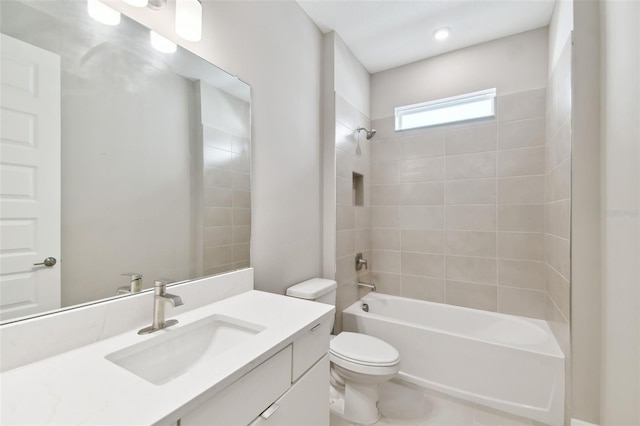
[329,332,400,366]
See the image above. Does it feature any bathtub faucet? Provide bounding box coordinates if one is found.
[357,281,376,291]
[355,253,368,271]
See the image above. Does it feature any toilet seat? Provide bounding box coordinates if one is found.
[329,332,400,375]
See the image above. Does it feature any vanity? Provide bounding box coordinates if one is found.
[0,269,334,425]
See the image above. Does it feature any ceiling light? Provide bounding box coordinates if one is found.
[87,0,121,26]
[122,0,148,7]
[433,27,451,41]
[175,0,202,42]
[150,31,177,53]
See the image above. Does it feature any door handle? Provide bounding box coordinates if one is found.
[33,257,57,267]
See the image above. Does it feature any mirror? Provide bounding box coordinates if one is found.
[0,0,251,323]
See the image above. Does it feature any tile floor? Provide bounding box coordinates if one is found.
[330,380,546,426]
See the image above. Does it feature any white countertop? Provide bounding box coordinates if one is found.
[0,290,334,426]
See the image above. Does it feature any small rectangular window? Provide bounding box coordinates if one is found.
[395,88,497,131]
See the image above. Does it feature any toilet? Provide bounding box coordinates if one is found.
[286,278,400,425]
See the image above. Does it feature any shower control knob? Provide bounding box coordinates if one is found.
[33,257,57,267]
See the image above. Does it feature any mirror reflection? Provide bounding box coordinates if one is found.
[0,0,251,322]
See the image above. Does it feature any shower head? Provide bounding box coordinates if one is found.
[356,127,377,140]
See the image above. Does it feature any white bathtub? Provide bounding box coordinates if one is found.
[342,292,564,426]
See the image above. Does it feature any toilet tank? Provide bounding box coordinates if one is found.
[286,278,337,306]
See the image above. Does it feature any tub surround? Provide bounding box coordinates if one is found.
[0,269,334,425]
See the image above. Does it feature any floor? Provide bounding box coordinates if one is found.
[329,380,545,426]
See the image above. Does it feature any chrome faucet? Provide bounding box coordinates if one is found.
[355,252,368,271]
[116,273,142,295]
[138,279,184,335]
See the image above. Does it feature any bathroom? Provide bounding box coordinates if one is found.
[0,0,638,425]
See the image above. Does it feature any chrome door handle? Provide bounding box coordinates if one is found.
[33,257,57,267]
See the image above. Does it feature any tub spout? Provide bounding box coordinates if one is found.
[357,281,376,291]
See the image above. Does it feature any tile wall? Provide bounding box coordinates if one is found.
[367,88,548,318]
[334,94,373,332]
[200,83,251,276]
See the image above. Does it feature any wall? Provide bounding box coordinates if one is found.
[368,29,549,317]
[109,0,324,294]
[599,0,640,423]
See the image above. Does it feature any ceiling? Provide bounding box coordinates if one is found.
[296,0,556,73]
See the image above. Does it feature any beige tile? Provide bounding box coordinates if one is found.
[371,206,400,228]
[401,229,444,253]
[498,205,544,232]
[232,243,250,262]
[445,123,496,155]
[371,228,401,250]
[546,117,571,170]
[401,132,445,159]
[545,159,571,202]
[544,200,571,239]
[497,232,544,261]
[497,88,546,122]
[445,280,497,311]
[232,190,251,208]
[498,147,545,177]
[204,246,233,267]
[204,226,232,247]
[336,282,359,313]
[371,249,401,273]
[232,172,250,191]
[544,234,570,280]
[336,230,355,258]
[401,206,444,229]
[445,255,497,285]
[233,207,251,226]
[204,207,232,226]
[445,205,496,231]
[546,264,570,320]
[420,388,476,426]
[203,126,232,151]
[498,117,545,150]
[336,121,358,155]
[204,187,233,207]
[497,287,546,319]
[204,146,233,169]
[232,225,251,244]
[336,148,352,179]
[335,93,356,129]
[474,403,534,426]
[336,204,354,230]
[231,152,250,173]
[371,117,395,140]
[446,152,496,180]
[372,139,401,162]
[401,157,445,182]
[354,206,371,229]
[371,160,400,184]
[371,272,402,296]
[371,184,401,206]
[401,182,445,205]
[354,228,370,253]
[445,231,496,257]
[401,275,445,302]
[204,167,232,188]
[546,295,570,353]
[336,255,356,285]
[336,176,352,205]
[401,252,445,278]
[497,259,545,290]
[445,179,496,205]
[497,176,545,204]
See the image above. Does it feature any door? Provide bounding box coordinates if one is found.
[0,33,61,321]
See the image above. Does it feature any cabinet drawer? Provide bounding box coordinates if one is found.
[291,318,330,381]
[250,355,329,426]
[180,346,292,426]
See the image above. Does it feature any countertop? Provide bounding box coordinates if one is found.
[0,290,334,425]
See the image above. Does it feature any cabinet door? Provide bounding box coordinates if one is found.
[251,355,329,426]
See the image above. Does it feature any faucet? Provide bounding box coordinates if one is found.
[355,252,368,271]
[138,279,184,335]
[116,273,142,295]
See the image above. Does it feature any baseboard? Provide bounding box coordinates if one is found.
[571,419,599,426]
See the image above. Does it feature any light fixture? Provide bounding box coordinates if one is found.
[433,27,451,41]
[175,0,202,42]
[150,30,177,53]
[87,0,121,25]
[122,0,148,7]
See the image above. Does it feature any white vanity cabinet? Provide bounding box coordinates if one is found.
[179,318,330,426]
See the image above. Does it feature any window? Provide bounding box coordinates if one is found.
[395,88,497,131]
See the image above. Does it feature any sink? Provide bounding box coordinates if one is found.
[106,314,265,385]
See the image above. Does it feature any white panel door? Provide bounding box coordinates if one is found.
[0,33,61,321]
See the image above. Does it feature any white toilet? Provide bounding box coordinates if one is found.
[286,278,400,425]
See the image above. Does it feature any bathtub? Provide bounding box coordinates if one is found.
[342,292,564,426]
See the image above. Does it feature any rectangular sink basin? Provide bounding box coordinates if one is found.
[106,314,265,385]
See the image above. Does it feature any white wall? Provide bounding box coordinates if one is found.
[110,1,324,294]
[599,0,640,424]
[371,28,548,121]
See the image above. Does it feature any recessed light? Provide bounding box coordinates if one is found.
[433,27,451,41]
